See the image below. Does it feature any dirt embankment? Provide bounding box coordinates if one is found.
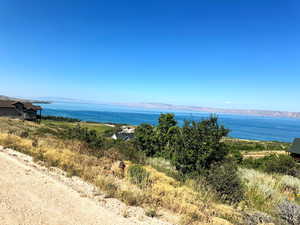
[0,146,172,225]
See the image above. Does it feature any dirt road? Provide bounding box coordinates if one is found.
[0,147,170,225]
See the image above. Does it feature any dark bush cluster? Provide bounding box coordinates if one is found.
[40,113,246,204]
[205,161,244,203]
[134,114,229,173]
[64,125,104,151]
[60,125,146,163]
[225,140,290,152]
[42,115,81,122]
[127,164,150,188]
[112,141,146,164]
[134,113,244,203]
[243,154,300,177]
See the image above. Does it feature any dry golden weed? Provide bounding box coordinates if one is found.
[0,122,237,224]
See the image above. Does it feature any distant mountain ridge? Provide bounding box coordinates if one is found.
[0,95,50,104]
[115,102,300,119]
[4,95,300,119]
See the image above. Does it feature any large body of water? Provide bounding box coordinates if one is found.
[38,102,300,143]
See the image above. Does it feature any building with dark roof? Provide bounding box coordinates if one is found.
[288,138,300,160]
[0,100,42,121]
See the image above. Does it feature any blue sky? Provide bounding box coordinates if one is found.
[1,0,300,111]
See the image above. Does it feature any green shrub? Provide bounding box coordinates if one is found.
[127,165,150,188]
[134,123,157,157]
[228,149,243,164]
[242,157,264,170]
[33,127,59,137]
[115,141,146,164]
[225,139,290,152]
[243,154,300,177]
[147,157,185,182]
[170,117,229,174]
[63,125,104,152]
[133,114,230,175]
[263,154,299,176]
[42,115,81,122]
[205,161,244,204]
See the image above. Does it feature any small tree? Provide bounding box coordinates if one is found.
[134,123,157,157]
[206,161,244,203]
[158,113,177,134]
[156,113,177,152]
[170,116,229,174]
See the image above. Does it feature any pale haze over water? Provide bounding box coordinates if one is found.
[39,102,300,143]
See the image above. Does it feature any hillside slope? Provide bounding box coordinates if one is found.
[0,146,170,225]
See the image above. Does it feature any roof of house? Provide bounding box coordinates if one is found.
[23,102,42,111]
[288,138,300,154]
[0,100,42,111]
[0,100,17,108]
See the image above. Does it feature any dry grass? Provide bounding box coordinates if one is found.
[0,130,237,224]
[239,168,300,215]
[243,150,288,159]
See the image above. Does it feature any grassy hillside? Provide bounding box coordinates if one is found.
[0,116,298,225]
[0,95,50,103]
[223,137,291,152]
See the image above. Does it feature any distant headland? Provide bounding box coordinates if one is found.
[2,95,300,119]
[115,102,300,119]
[0,95,51,104]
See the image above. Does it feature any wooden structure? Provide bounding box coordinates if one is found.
[0,100,42,121]
[288,138,300,161]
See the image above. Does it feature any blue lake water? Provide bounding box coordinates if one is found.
[38,102,300,143]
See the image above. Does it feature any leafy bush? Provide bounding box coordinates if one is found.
[33,127,59,137]
[242,157,264,170]
[127,164,150,188]
[263,154,299,176]
[134,123,157,157]
[147,157,184,181]
[243,154,300,177]
[114,141,146,164]
[205,161,244,204]
[228,148,243,164]
[134,114,230,175]
[225,139,290,152]
[42,115,81,122]
[170,117,229,174]
[64,125,104,151]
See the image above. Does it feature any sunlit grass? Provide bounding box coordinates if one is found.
[4,117,298,224]
[238,168,300,215]
[0,130,238,224]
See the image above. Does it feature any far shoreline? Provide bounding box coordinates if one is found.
[37,101,300,120]
[41,114,293,144]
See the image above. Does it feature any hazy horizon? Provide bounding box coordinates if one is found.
[4,94,300,114]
